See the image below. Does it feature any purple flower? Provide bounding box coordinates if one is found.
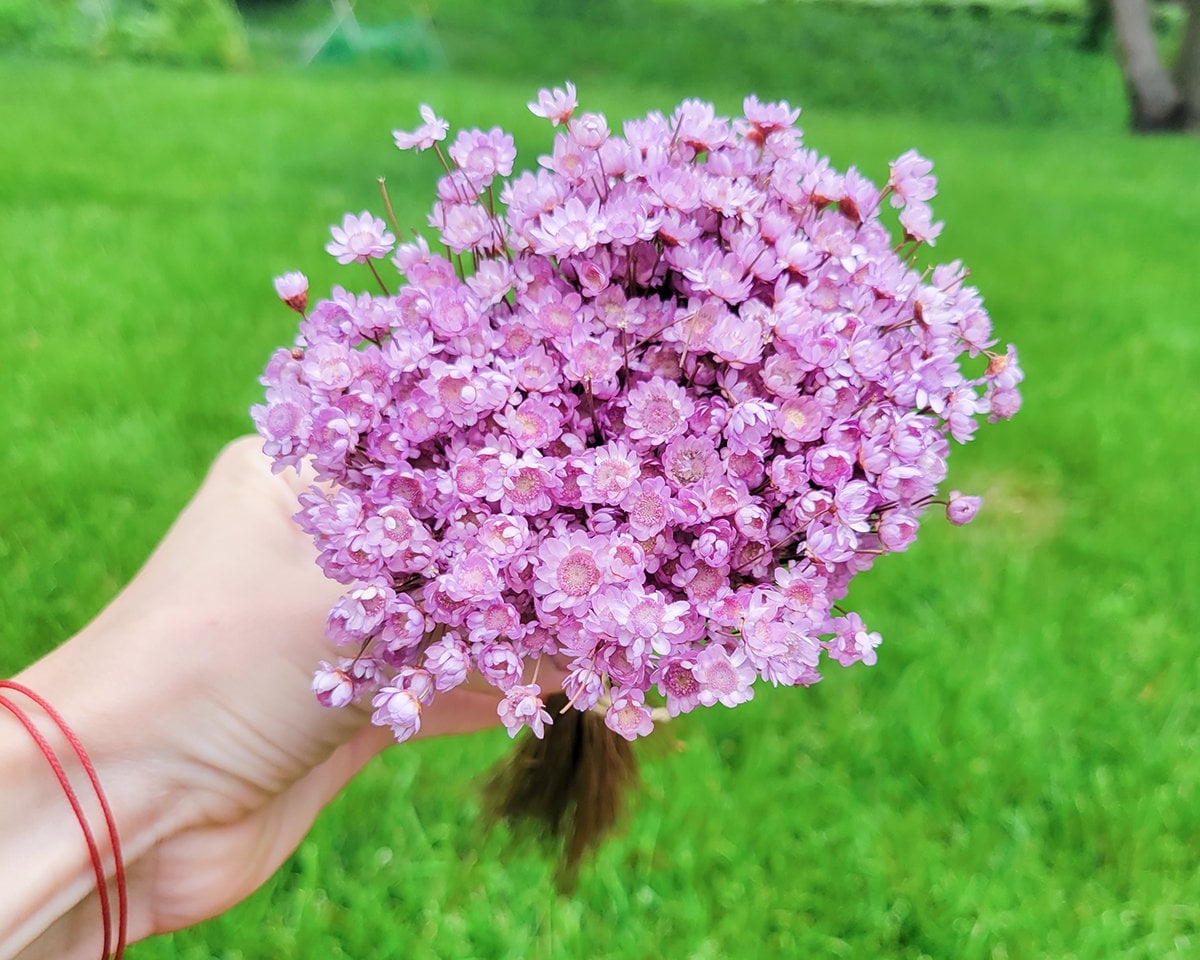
[888,149,937,208]
[604,688,655,741]
[694,646,756,708]
[273,271,309,315]
[533,529,608,614]
[626,377,694,446]
[312,661,355,708]
[326,211,396,264]
[946,490,983,525]
[371,684,423,742]
[393,104,450,151]
[499,683,553,738]
[449,127,518,186]
[529,197,607,257]
[258,83,1021,739]
[528,82,577,126]
[423,634,471,691]
[899,202,944,245]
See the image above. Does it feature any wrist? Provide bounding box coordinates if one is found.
[1,617,190,956]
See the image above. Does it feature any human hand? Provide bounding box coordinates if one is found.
[14,437,560,952]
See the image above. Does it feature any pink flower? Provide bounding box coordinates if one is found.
[259,83,1022,736]
[312,661,355,708]
[576,441,641,505]
[477,640,524,690]
[568,112,609,149]
[488,449,561,516]
[326,211,396,264]
[601,585,690,655]
[652,655,702,716]
[393,104,450,151]
[694,646,756,708]
[273,271,309,315]
[533,529,608,613]
[604,688,655,741]
[528,82,578,126]
[740,94,801,143]
[626,377,694,446]
[622,476,674,539]
[450,127,518,186]
[371,684,423,742]
[899,203,944,245]
[423,634,471,691]
[826,612,882,667]
[888,149,937,208]
[499,683,553,738]
[661,435,720,489]
[529,197,607,257]
[946,490,982,525]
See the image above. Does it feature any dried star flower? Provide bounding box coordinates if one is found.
[256,84,1022,755]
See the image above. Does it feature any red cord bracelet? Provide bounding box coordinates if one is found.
[0,681,127,960]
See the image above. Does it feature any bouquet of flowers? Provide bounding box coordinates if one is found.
[254,83,1021,781]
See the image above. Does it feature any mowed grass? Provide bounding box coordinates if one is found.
[1,53,1199,959]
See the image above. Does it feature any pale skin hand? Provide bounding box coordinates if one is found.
[5,437,551,958]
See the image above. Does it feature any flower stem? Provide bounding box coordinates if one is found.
[366,259,390,295]
[378,177,401,237]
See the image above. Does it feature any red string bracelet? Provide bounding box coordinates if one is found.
[0,681,128,960]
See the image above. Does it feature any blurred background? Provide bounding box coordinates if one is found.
[1,1,1198,957]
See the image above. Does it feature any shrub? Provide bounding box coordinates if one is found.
[0,0,250,68]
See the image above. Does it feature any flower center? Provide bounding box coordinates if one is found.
[509,469,542,502]
[670,451,704,484]
[558,551,600,596]
[665,664,697,697]
[642,396,679,433]
[706,662,737,694]
[630,493,665,527]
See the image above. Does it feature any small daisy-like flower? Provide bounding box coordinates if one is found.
[826,612,882,667]
[740,94,801,143]
[499,683,553,738]
[371,684,423,742]
[423,635,471,691]
[602,585,690,654]
[488,449,561,516]
[899,202,944,245]
[622,476,674,540]
[626,377,694,447]
[661,435,720,489]
[478,640,524,690]
[888,149,937,208]
[652,654,702,717]
[604,687,655,741]
[393,104,450,151]
[450,127,518,185]
[529,197,607,257]
[568,111,609,150]
[528,82,578,126]
[533,529,608,613]
[577,440,641,505]
[326,211,396,264]
[694,646,756,708]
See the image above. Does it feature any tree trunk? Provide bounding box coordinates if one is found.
[1176,0,1200,129]
[1110,0,1186,130]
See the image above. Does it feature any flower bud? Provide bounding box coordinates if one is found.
[946,491,983,526]
[273,271,309,315]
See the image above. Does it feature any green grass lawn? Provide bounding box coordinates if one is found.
[1,40,1199,960]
